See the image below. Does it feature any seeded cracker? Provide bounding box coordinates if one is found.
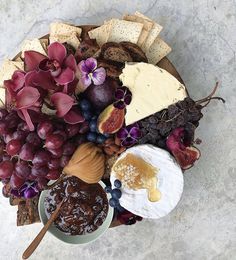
[88,23,112,46]
[50,32,80,49]
[49,22,82,37]
[20,38,47,58]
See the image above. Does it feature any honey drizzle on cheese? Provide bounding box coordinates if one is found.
[113,153,161,202]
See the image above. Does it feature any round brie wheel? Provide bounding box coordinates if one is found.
[110,144,184,219]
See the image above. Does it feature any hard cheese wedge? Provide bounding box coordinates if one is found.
[119,62,187,126]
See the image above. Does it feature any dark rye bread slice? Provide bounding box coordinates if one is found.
[120,41,148,62]
[100,42,133,63]
[97,59,123,79]
[75,39,100,61]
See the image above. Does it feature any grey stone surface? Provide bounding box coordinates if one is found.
[0,0,235,259]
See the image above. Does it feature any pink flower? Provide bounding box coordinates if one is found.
[78,57,106,90]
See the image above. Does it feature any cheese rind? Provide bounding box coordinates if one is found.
[119,62,187,126]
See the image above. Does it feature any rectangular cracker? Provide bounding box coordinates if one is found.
[40,38,49,52]
[134,11,163,52]
[88,23,112,46]
[21,38,47,58]
[123,14,153,47]
[145,37,171,64]
[50,22,82,37]
[50,32,80,49]
[107,19,143,44]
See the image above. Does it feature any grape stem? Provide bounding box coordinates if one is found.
[196,82,225,108]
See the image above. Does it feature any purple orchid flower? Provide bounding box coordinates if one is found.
[114,86,132,109]
[11,181,39,199]
[78,57,106,90]
[116,123,142,147]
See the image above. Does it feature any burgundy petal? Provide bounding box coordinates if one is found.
[54,68,75,85]
[92,67,106,85]
[85,57,97,71]
[24,51,47,71]
[115,88,125,100]
[20,108,35,131]
[64,54,77,72]
[124,94,132,105]
[11,70,25,91]
[47,42,67,65]
[63,107,85,124]
[16,87,40,109]
[51,92,75,117]
[38,58,50,71]
[129,127,142,139]
[117,128,129,139]
[114,100,126,110]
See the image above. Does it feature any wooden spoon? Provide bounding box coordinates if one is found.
[22,200,64,259]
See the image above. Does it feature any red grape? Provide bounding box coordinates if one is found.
[12,130,28,141]
[0,142,5,155]
[48,158,61,170]
[28,174,37,180]
[2,155,11,161]
[19,143,35,161]
[15,160,31,178]
[17,122,30,132]
[66,124,80,138]
[62,141,76,156]
[0,121,8,135]
[0,161,14,178]
[78,121,89,134]
[36,177,48,190]
[32,150,51,166]
[45,134,64,150]
[5,112,20,128]
[26,132,42,147]
[31,165,49,177]
[53,130,67,141]
[48,147,63,158]
[0,108,8,119]
[60,155,70,168]
[10,173,24,189]
[46,169,61,180]
[75,134,86,145]
[4,132,14,143]
[6,139,22,156]
[37,121,54,139]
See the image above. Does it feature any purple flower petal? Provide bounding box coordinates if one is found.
[78,60,89,74]
[85,57,97,72]
[130,127,142,139]
[115,88,125,100]
[92,67,106,85]
[117,128,129,139]
[24,187,38,199]
[80,74,92,88]
[121,137,136,147]
[124,94,132,105]
[54,68,75,85]
[47,42,67,65]
[114,100,126,110]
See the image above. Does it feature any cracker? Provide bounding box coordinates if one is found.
[134,11,163,51]
[88,23,112,46]
[50,32,80,49]
[145,37,171,64]
[21,38,47,58]
[123,14,153,47]
[40,38,49,52]
[107,19,143,44]
[50,22,82,37]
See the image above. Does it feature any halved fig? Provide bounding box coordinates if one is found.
[166,127,201,170]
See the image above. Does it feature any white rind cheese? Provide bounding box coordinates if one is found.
[110,145,184,219]
[119,62,187,126]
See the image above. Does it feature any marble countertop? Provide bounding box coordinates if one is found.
[0,0,235,259]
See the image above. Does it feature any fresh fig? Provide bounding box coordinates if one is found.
[97,104,125,134]
[166,127,200,170]
[84,78,119,110]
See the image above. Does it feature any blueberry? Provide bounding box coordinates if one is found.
[82,111,92,120]
[91,115,97,120]
[89,120,98,132]
[116,204,125,212]
[114,179,122,188]
[109,198,119,208]
[96,134,106,144]
[86,132,97,142]
[79,99,91,111]
[104,186,112,193]
[111,188,122,200]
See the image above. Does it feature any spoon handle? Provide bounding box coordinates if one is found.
[22,200,64,259]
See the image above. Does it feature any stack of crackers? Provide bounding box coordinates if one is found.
[88,11,171,65]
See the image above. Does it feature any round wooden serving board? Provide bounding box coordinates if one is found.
[12,25,185,228]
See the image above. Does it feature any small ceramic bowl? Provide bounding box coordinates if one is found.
[38,180,114,244]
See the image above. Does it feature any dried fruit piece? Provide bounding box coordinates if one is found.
[97,104,125,134]
[166,128,200,170]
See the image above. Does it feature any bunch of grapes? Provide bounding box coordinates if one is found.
[0,108,90,198]
[138,97,203,148]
